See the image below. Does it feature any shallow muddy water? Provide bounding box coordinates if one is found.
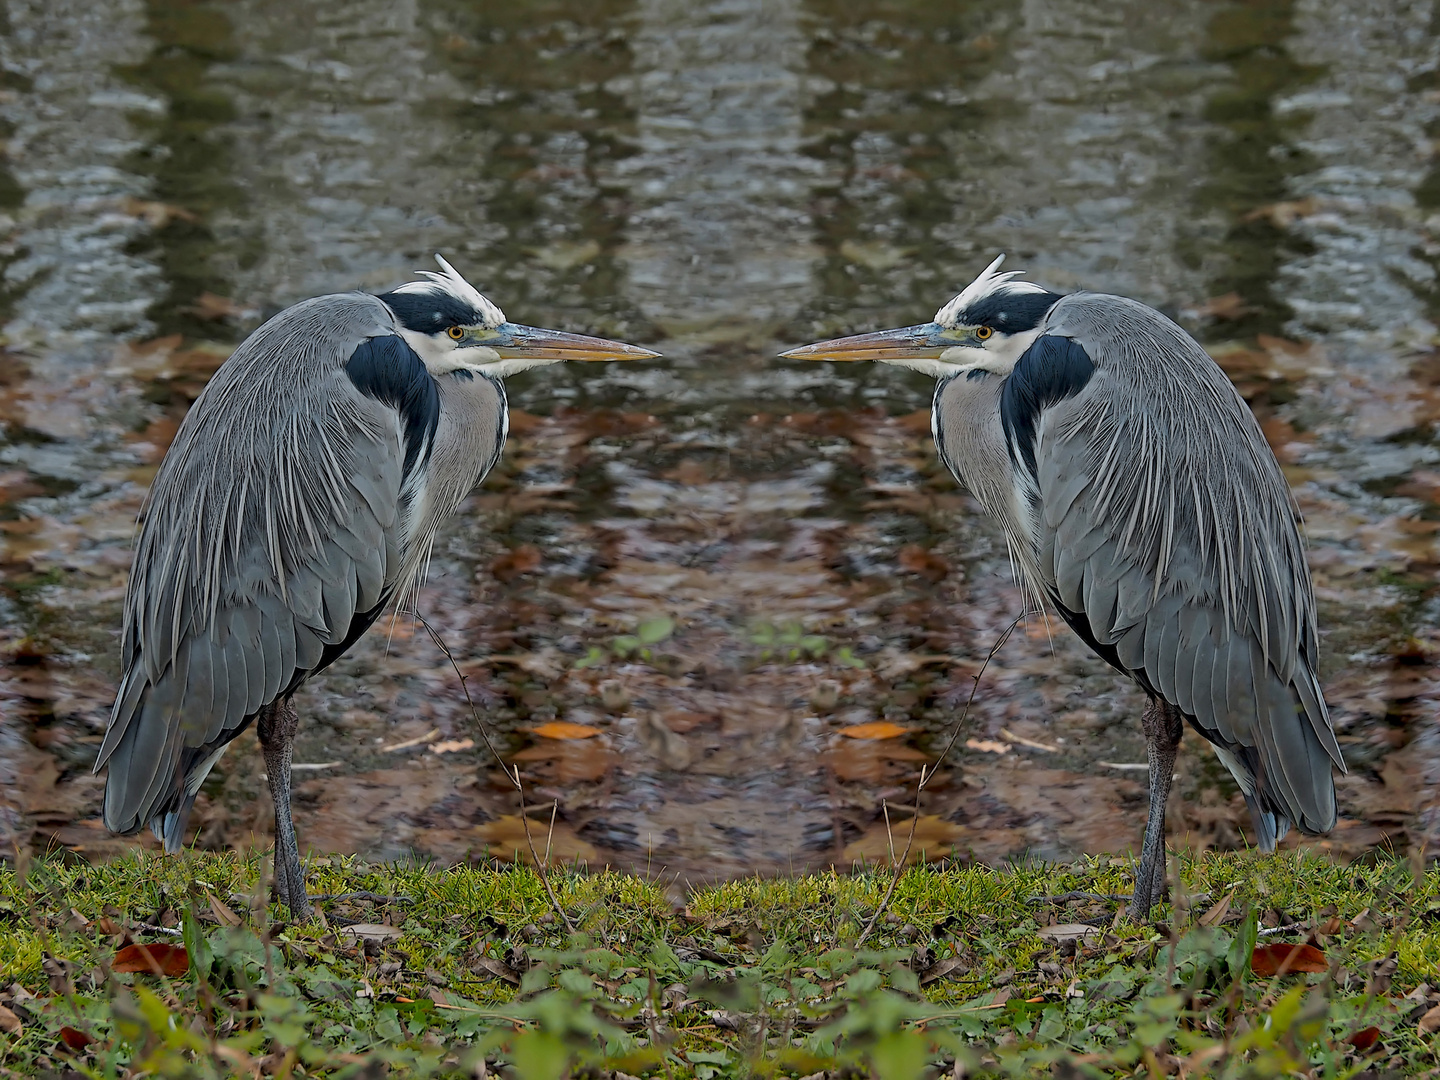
[1,0,1439,884]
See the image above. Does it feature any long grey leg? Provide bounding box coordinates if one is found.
[258,697,311,919]
[1127,697,1183,922]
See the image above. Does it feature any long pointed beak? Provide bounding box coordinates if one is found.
[492,323,659,362]
[779,322,949,362]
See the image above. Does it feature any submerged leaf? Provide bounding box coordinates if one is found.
[838,721,912,740]
[529,721,602,740]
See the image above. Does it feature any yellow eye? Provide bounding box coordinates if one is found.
[974,326,994,341]
[446,325,465,341]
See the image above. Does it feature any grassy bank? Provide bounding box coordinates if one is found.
[1,848,1436,1077]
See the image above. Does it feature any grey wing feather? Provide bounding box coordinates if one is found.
[96,293,411,845]
[1033,293,1343,838]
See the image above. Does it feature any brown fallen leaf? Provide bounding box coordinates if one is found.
[206,890,242,928]
[113,942,190,977]
[429,738,476,754]
[529,721,602,740]
[1417,1005,1440,1035]
[824,740,929,784]
[510,739,617,783]
[474,815,598,865]
[490,543,543,582]
[0,1003,20,1035]
[1198,888,1236,928]
[1251,943,1327,977]
[919,955,970,985]
[838,721,913,740]
[966,738,1010,755]
[897,543,950,582]
[58,1026,94,1051]
[471,956,522,985]
[843,815,967,863]
[1346,1025,1381,1051]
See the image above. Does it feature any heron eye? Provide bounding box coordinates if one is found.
[446,325,465,341]
[974,326,994,341]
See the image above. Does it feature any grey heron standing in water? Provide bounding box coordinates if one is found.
[782,256,1344,919]
[96,256,656,916]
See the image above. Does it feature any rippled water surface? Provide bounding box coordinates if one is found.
[2,0,1439,883]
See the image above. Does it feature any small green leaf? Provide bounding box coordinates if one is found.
[572,646,607,670]
[801,635,828,656]
[835,646,867,669]
[612,635,640,657]
[636,615,674,644]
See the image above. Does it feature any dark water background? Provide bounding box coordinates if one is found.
[2,0,1439,885]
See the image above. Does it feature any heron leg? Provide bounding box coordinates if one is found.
[1127,697,1183,922]
[258,696,311,919]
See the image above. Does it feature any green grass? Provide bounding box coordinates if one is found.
[1,848,1436,1077]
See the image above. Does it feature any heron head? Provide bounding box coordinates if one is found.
[779,255,1061,378]
[380,255,658,377]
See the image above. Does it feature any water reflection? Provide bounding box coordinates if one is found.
[117,0,247,342]
[0,0,1437,880]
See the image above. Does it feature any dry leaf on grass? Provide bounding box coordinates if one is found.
[58,1026,94,1051]
[1198,889,1236,928]
[206,890,241,928]
[0,1004,20,1035]
[113,943,189,976]
[1251,943,1327,977]
[1346,1026,1381,1051]
[471,956,522,985]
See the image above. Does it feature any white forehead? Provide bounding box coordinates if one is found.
[934,253,1050,328]
[390,254,507,328]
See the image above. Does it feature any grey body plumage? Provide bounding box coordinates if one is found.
[784,256,1344,918]
[96,257,655,915]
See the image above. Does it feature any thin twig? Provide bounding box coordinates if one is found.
[416,614,575,933]
[514,765,576,933]
[854,615,1021,949]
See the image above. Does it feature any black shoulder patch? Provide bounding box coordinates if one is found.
[1000,334,1095,479]
[377,289,481,335]
[344,334,440,479]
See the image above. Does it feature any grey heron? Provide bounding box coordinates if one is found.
[782,256,1344,918]
[95,256,656,916]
